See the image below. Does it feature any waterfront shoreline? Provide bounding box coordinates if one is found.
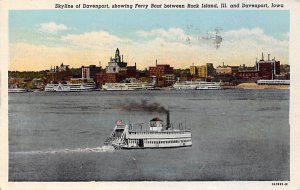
[224,83,289,90]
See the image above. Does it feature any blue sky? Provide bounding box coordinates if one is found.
[9,10,289,71]
[10,10,289,41]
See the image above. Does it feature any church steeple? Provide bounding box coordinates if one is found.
[115,48,121,62]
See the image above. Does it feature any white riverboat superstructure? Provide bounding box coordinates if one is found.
[102,82,155,91]
[105,117,192,149]
[196,81,222,90]
[44,78,96,92]
[173,81,199,90]
[8,88,28,93]
[102,83,142,91]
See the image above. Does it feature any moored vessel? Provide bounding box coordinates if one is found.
[173,81,199,90]
[8,88,28,93]
[102,82,155,91]
[44,78,96,92]
[195,81,222,90]
[102,82,143,91]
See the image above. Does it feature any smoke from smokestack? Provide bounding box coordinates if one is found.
[117,99,170,128]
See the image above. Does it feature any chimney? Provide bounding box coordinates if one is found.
[135,62,136,67]
[122,55,123,62]
[166,111,170,130]
[268,54,270,61]
[261,52,264,61]
[156,59,158,66]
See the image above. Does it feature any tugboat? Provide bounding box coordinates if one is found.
[104,115,192,149]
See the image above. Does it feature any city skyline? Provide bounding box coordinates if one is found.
[10,10,289,71]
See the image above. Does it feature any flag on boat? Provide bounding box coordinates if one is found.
[116,119,123,125]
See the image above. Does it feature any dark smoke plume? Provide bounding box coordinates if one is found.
[117,99,170,128]
[119,99,167,113]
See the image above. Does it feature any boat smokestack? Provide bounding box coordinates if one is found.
[166,111,170,130]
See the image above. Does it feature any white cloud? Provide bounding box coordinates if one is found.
[136,27,289,66]
[223,27,289,47]
[137,27,192,43]
[38,22,69,34]
[10,27,289,71]
[61,31,131,48]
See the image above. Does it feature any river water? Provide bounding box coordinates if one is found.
[9,89,289,181]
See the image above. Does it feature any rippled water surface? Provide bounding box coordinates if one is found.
[9,89,290,181]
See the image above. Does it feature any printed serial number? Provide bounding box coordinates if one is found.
[272,182,288,186]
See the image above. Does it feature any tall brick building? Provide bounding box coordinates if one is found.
[148,60,174,87]
[149,60,173,77]
[256,53,280,80]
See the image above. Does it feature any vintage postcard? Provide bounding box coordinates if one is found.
[0,0,300,189]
